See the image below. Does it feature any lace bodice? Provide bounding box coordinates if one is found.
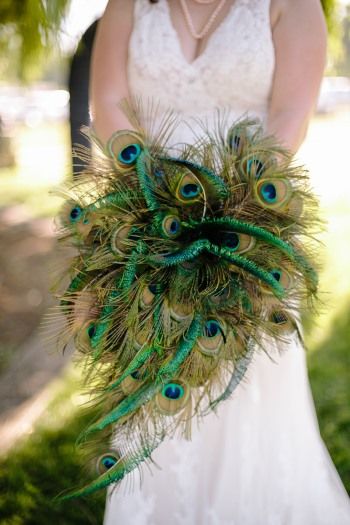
[128,0,275,143]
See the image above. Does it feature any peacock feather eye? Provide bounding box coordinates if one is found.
[96,452,119,474]
[74,320,98,351]
[261,182,277,202]
[118,143,142,165]
[229,134,241,152]
[227,126,246,155]
[175,170,203,203]
[107,130,144,170]
[120,369,144,395]
[268,309,295,334]
[148,283,165,295]
[111,224,133,255]
[140,283,165,309]
[262,267,294,294]
[196,318,225,356]
[70,206,82,222]
[217,231,256,255]
[181,182,200,199]
[271,269,282,281]
[247,157,265,178]
[162,383,184,400]
[162,214,182,238]
[255,178,292,209]
[222,231,239,250]
[87,322,97,339]
[272,311,288,324]
[61,201,96,238]
[204,319,221,337]
[155,380,190,415]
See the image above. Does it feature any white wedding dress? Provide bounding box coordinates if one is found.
[104,1,350,523]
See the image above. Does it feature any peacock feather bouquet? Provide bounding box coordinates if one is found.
[50,101,321,499]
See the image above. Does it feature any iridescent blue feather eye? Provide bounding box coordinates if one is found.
[175,170,204,203]
[148,283,165,294]
[255,178,292,209]
[271,269,282,281]
[222,232,240,250]
[162,215,182,238]
[162,383,184,400]
[204,319,221,337]
[117,143,141,165]
[87,323,97,339]
[196,318,225,356]
[260,182,277,203]
[102,456,117,469]
[181,183,201,199]
[262,268,293,294]
[216,231,255,254]
[272,311,288,324]
[97,453,119,474]
[269,310,294,334]
[148,284,158,294]
[156,380,189,415]
[70,206,82,222]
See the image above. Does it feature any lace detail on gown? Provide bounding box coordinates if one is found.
[104,1,350,523]
[127,0,274,143]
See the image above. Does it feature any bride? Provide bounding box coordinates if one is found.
[89,0,350,523]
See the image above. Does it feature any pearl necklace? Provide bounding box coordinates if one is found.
[179,0,228,40]
[192,0,219,4]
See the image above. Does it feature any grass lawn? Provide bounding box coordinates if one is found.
[0,368,106,525]
[0,114,349,523]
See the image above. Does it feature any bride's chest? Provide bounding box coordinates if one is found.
[128,0,275,113]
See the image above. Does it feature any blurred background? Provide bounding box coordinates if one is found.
[0,1,349,523]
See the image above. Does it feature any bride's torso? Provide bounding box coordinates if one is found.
[127,0,275,144]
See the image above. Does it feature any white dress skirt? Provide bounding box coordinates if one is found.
[104,1,350,523]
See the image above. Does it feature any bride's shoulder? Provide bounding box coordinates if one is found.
[270,0,327,29]
[98,0,135,34]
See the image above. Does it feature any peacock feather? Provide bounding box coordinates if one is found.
[49,99,321,499]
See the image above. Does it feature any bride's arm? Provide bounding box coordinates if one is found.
[266,0,327,153]
[90,0,135,144]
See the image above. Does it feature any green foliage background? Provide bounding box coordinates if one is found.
[0,0,70,80]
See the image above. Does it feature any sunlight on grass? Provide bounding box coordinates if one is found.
[299,109,350,350]
[0,365,106,525]
[0,122,71,217]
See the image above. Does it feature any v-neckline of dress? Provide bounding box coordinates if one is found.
[163,0,240,67]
